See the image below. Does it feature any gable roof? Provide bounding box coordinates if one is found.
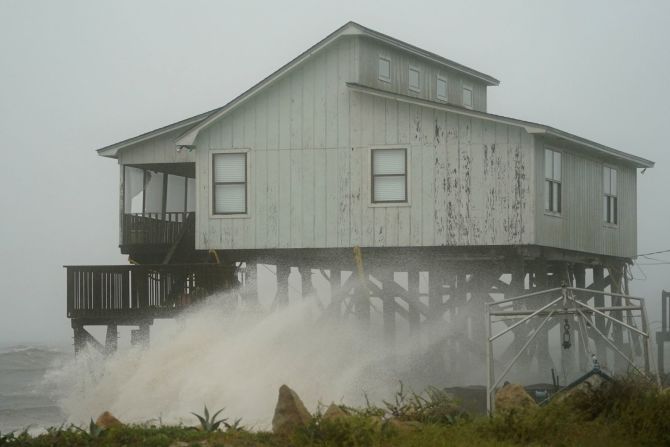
[96,21,653,170]
[98,21,498,156]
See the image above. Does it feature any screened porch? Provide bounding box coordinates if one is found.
[121,163,196,249]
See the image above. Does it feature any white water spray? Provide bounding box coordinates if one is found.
[45,291,451,429]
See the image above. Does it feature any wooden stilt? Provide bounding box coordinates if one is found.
[244,262,260,308]
[407,269,421,336]
[329,269,342,319]
[131,323,150,348]
[104,324,118,356]
[274,264,290,309]
[299,266,314,300]
[381,272,396,349]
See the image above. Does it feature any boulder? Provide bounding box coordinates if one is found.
[495,383,537,412]
[322,403,348,421]
[95,411,123,429]
[272,385,312,435]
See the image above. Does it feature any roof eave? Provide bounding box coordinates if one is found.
[530,128,655,169]
[95,110,215,159]
[346,82,654,169]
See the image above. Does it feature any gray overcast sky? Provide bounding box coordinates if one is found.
[1,0,669,345]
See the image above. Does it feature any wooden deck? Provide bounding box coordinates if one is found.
[65,263,236,323]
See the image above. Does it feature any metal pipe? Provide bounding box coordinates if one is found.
[576,309,645,377]
[488,287,562,306]
[490,306,642,317]
[493,310,556,390]
[569,287,644,301]
[486,304,493,414]
[641,302,661,386]
[574,300,648,337]
[490,296,563,342]
[576,308,592,369]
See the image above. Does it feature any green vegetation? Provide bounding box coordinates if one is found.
[190,406,227,433]
[2,377,669,447]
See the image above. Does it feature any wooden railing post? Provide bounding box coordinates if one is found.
[66,267,74,318]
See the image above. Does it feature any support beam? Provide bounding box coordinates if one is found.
[274,264,290,309]
[408,269,421,336]
[381,273,396,349]
[299,266,314,301]
[104,324,118,356]
[131,323,151,348]
[329,269,342,319]
[243,262,260,308]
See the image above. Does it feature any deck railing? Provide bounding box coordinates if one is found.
[65,264,235,320]
[121,212,194,246]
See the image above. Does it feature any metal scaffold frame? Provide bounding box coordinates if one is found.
[485,285,658,414]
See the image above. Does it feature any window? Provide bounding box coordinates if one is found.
[603,166,618,224]
[213,152,247,214]
[436,75,448,101]
[462,83,473,109]
[372,148,407,203]
[409,66,421,92]
[378,57,391,82]
[544,149,561,213]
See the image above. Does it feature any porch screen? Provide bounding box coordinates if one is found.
[213,153,247,214]
[372,148,407,203]
[124,166,144,213]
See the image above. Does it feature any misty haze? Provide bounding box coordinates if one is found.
[1,1,669,445]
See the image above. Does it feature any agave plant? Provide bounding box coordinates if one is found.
[74,419,106,438]
[191,405,227,432]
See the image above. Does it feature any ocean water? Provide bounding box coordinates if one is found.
[0,345,69,433]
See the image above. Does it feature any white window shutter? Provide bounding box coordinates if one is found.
[372,149,406,202]
[215,184,245,214]
[213,153,247,214]
[373,149,405,175]
[374,176,405,202]
[214,153,246,182]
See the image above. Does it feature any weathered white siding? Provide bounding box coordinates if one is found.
[194,36,359,250]
[357,37,488,112]
[347,94,534,247]
[193,33,533,250]
[117,128,195,165]
[534,138,637,258]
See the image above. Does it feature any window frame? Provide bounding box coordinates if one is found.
[408,65,421,93]
[370,147,410,207]
[603,165,618,226]
[210,149,251,218]
[378,56,392,83]
[462,82,474,109]
[544,147,562,216]
[436,75,448,102]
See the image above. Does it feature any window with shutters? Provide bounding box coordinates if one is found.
[544,148,561,214]
[371,148,407,203]
[603,166,618,225]
[212,152,247,215]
